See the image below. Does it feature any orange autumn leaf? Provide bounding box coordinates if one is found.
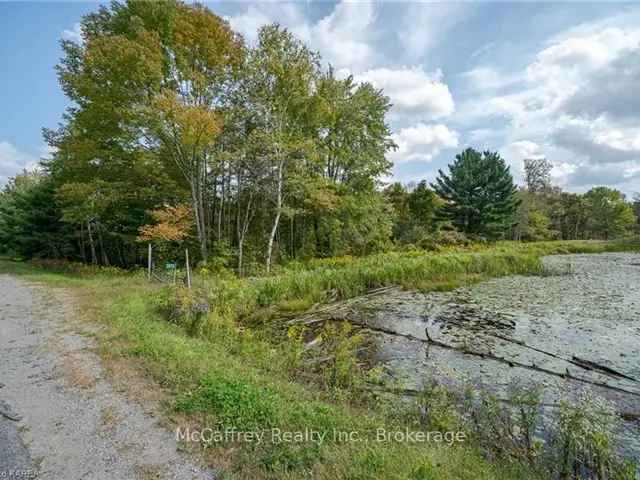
[137,204,193,243]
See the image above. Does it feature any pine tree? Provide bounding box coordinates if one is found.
[432,148,519,239]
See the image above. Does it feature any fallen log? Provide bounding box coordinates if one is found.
[285,293,639,392]
[620,411,640,422]
[485,332,638,383]
[355,322,640,398]
[571,356,637,383]
[285,286,400,326]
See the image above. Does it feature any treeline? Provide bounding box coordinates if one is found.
[385,156,639,249]
[513,158,638,242]
[0,1,638,272]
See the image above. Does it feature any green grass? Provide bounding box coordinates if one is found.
[1,239,638,479]
[184,239,640,329]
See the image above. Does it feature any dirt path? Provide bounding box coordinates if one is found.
[0,275,214,480]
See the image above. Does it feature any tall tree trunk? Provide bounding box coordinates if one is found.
[86,219,97,266]
[79,222,87,263]
[217,172,224,242]
[266,158,284,273]
[314,216,322,256]
[211,174,219,242]
[96,223,110,266]
[191,184,208,260]
[290,215,294,258]
[238,193,254,277]
[226,169,233,242]
[191,153,210,261]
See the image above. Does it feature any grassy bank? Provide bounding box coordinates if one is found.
[1,239,638,479]
[176,239,640,332]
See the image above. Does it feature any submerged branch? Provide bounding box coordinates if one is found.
[355,322,640,398]
[485,332,638,383]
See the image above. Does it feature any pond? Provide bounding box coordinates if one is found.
[347,252,640,460]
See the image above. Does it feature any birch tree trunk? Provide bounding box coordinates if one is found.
[237,194,253,276]
[190,171,208,260]
[266,158,284,272]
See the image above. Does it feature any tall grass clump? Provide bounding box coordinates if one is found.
[161,240,640,334]
[551,392,636,480]
[254,250,542,306]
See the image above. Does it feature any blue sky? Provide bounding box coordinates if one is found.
[1,2,639,196]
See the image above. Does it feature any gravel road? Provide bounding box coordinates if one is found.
[0,275,214,480]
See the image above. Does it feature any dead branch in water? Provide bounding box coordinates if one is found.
[285,290,638,394]
[485,332,638,383]
[354,322,640,398]
[285,286,400,326]
[570,356,637,383]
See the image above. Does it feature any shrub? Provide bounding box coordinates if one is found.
[551,391,635,479]
[418,228,472,251]
[318,322,366,392]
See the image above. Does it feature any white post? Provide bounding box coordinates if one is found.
[185,248,191,289]
[147,243,152,281]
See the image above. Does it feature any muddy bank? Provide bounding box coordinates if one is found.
[339,253,640,458]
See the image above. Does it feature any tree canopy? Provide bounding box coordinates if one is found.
[1,1,637,268]
[432,148,520,239]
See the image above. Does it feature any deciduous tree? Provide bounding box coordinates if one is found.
[584,187,635,239]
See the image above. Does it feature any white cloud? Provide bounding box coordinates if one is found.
[389,123,459,165]
[398,3,472,60]
[0,142,40,186]
[227,3,308,45]
[564,161,640,190]
[551,117,640,167]
[562,48,640,122]
[501,140,545,161]
[309,2,377,70]
[467,128,503,144]
[226,1,377,70]
[460,17,640,193]
[61,22,82,43]
[227,6,273,45]
[460,67,522,92]
[353,66,454,119]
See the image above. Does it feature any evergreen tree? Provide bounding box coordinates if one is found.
[0,171,71,259]
[407,180,442,231]
[432,148,519,239]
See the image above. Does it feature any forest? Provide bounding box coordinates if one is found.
[0,0,638,271]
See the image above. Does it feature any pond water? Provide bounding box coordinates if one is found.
[348,252,640,460]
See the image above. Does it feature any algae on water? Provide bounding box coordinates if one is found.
[351,252,640,459]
